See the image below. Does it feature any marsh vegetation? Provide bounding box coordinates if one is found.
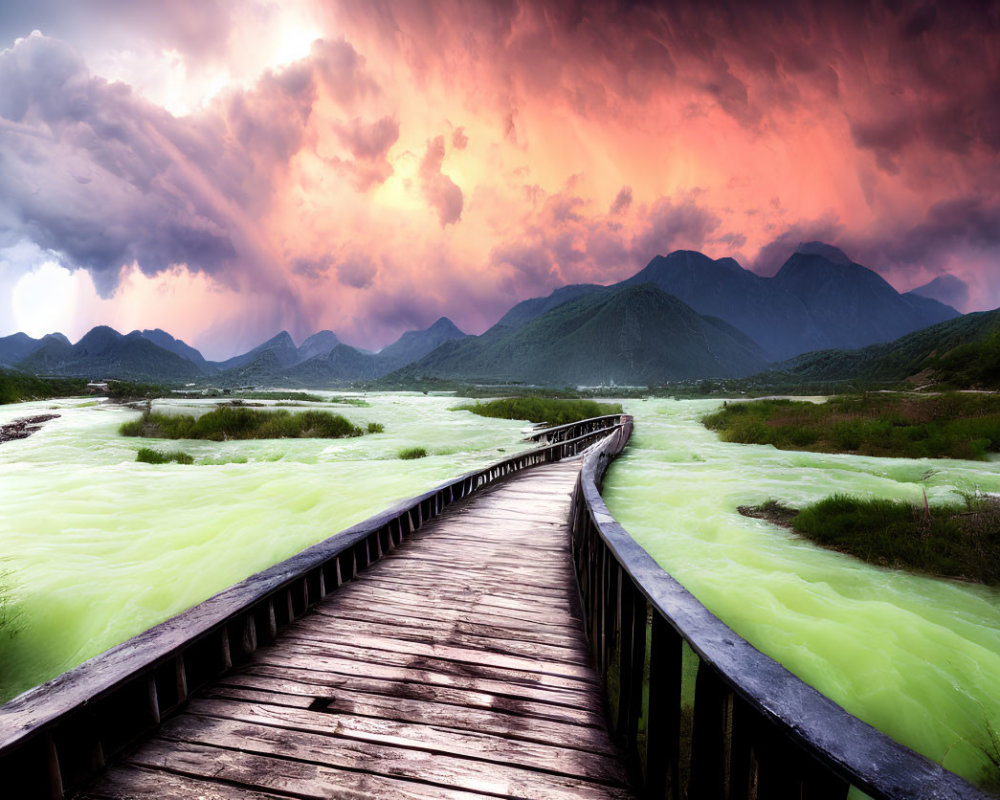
[120,406,366,440]
[741,494,1000,586]
[703,393,1000,460]
[135,447,194,464]
[459,396,622,425]
[397,446,427,459]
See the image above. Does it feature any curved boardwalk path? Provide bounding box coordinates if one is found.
[79,460,633,800]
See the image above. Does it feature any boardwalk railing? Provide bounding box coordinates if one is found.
[527,414,626,443]
[570,415,991,800]
[0,415,623,800]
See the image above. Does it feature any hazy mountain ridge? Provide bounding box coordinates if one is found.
[17,326,205,382]
[0,332,70,367]
[777,308,1000,387]
[390,284,770,385]
[3,243,982,388]
[620,245,958,360]
[136,329,215,373]
[7,317,467,386]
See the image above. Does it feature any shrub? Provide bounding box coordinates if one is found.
[398,447,427,460]
[367,422,385,433]
[457,397,622,425]
[119,407,367,440]
[703,393,1000,460]
[136,447,193,464]
[790,493,1000,585]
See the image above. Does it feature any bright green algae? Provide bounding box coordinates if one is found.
[0,393,534,702]
[602,399,1000,787]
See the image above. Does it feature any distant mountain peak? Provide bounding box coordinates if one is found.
[296,330,341,363]
[265,331,295,345]
[908,274,970,311]
[136,328,213,373]
[428,316,463,335]
[795,241,852,266]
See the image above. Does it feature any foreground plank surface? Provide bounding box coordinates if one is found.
[80,460,633,799]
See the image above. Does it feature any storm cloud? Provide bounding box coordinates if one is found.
[1,0,998,355]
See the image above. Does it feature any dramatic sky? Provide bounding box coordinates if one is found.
[1,0,998,358]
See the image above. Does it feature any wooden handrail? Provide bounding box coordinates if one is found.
[570,416,991,800]
[525,413,625,442]
[0,415,623,799]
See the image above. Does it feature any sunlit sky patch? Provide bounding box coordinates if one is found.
[0,0,997,358]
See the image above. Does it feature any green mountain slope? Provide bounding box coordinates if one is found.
[779,308,1000,387]
[17,326,204,382]
[392,284,769,385]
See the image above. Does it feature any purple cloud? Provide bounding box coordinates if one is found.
[419,135,463,227]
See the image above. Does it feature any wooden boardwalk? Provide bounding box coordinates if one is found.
[79,460,633,800]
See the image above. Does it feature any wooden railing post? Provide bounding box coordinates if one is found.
[689,662,732,800]
[646,613,682,799]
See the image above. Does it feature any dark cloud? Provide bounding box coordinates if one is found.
[631,197,721,260]
[311,38,379,106]
[337,255,378,289]
[335,115,399,160]
[292,256,331,280]
[610,186,632,215]
[419,135,464,226]
[486,188,726,302]
[0,34,243,294]
[330,115,399,190]
[451,126,468,149]
[491,240,558,297]
[0,32,384,298]
[751,217,844,275]
[845,195,1000,273]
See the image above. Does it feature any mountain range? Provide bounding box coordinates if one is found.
[4,317,468,385]
[776,307,1000,388]
[1,243,970,387]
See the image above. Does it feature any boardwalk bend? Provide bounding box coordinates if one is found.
[0,415,990,799]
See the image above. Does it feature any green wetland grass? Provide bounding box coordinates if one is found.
[745,493,1000,587]
[703,393,1000,460]
[135,447,193,465]
[397,446,427,459]
[459,396,623,426]
[120,406,366,440]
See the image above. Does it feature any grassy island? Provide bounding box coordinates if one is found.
[120,406,365,440]
[742,493,1000,586]
[459,397,623,426]
[704,393,1000,460]
[136,447,194,464]
[397,447,427,460]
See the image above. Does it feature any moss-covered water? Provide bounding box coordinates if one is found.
[0,393,533,702]
[603,399,1000,786]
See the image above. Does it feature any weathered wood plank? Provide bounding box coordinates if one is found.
[154,715,631,798]
[125,738,491,800]
[182,697,623,779]
[245,654,602,712]
[202,680,611,752]
[218,668,606,728]
[329,584,584,626]
[294,615,591,665]
[357,570,579,601]
[278,628,599,683]
[324,595,586,639]
[79,764,287,800]
[320,599,586,648]
[309,608,587,654]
